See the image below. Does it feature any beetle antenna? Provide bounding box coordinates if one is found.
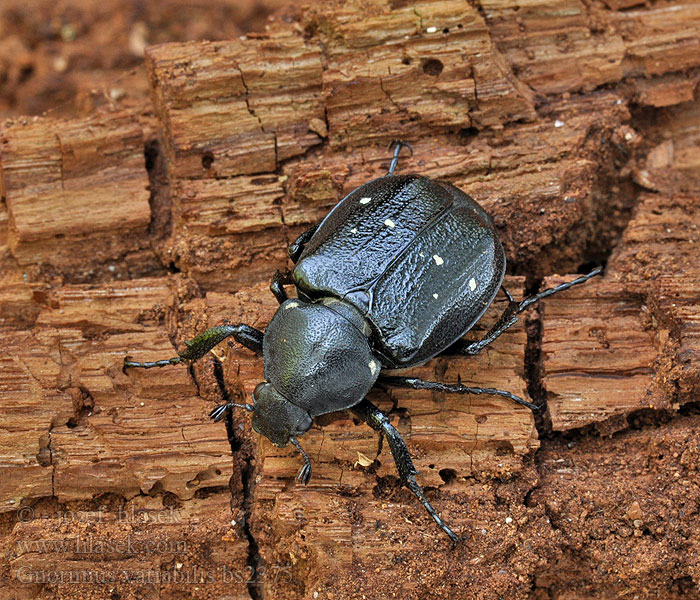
[387,140,413,175]
[209,402,255,422]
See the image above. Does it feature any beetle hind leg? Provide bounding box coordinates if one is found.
[451,266,603,357]
[387,140,413,175]
[351,398,460,547]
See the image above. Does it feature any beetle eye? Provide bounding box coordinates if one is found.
[252,382,266,401]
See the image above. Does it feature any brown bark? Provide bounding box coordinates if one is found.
[1,1,700,599]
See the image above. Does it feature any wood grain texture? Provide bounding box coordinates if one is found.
[541,278,660,433]
[146,34,324,179]
[1,112,152,272]
[480,0,700,95]
[313,0,536,145]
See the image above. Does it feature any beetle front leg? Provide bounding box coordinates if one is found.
[451,266,603,357]
[270,269,294,304]
[123,324,264,371]
[351,398,460,546]
[290,436,312,485]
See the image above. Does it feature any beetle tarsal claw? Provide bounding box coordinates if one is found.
[296,462,312,486]
[290,436,312,485]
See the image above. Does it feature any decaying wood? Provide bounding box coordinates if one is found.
[0,111,157,281]
[146,34,324,178]
[1,0,700,598]
[541,278,660,433]
[542,186,700,434]
[169,176,288,290]
[0,277,233,509]
[531,414,700,597]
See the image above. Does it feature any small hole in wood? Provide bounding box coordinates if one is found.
[421,58,443,76]
[459,127,479,143]
[202,152,215,169]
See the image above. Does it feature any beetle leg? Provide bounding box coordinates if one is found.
[270,269,294,304]
[514,265,603,311]
[378,376,538,411]
[288,224,319,263]
[123,324,264,371]
[290,436,313,485]
[450,307,519,357]
[351,398,460,547]
[387,140,413,175]
[500,285,515,303]
[452,266,603,357]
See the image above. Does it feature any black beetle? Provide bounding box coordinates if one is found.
[125,142,601,545]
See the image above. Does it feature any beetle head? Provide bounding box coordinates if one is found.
[251,382,313,447]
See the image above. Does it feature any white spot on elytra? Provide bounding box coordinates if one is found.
[384,218,395,228]
[368,360,379,376]
[285,300,299,309]
[426,26,437,33]
[350,227,358,234]
[554,119,565,128]
[359,196,372,204]
[468,278,477,291]
[433,293,438,299]
[433,254,444,265]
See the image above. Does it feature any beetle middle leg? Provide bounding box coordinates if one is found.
[351,397,460,546]
[450,266,603,357]
[378,376,538,411]
[270,269,294,304]
[123,323,264,371]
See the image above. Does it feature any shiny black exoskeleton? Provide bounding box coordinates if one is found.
[125,142,601,546]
